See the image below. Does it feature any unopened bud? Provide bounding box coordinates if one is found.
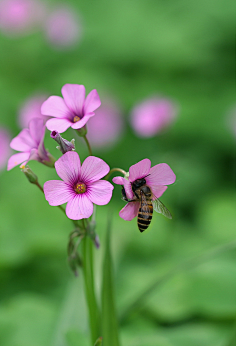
[50,131,75,154]
[21,165,38,184]
[94,337,103,346]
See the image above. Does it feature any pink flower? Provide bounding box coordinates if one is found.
[0,127,11,171]
[112,159,176,221]
[44,151,114,220]
[7,118,52,170]
[0,0,45,36]
[18,94,48,128]
[86,99,123,148]
[44,5,82,49]
[41,84,101,134]
[130,97,177,137]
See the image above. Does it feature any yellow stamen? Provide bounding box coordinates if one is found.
[73,116,81,123]
[74,182,86,194]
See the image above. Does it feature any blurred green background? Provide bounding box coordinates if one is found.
[0,0,235,345]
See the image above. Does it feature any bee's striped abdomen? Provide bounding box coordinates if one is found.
[137,188,153,232]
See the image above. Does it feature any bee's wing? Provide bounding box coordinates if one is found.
[152,198,172,219]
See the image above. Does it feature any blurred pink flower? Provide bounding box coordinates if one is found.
[113,159,176,221]
[41,84,101,134]
[86,99,123,148]
[7,118,52,170]
[130,97,177,137]
[44,151,114,220]
[0,127,11,171]
[0,0,45,35]
[18,94,48,128]
[44,5,82,49]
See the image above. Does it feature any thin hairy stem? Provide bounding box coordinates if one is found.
[104,168,127,180]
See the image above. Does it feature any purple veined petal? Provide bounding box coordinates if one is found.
[37,133,49,161]
[146,163,176,186]
[55,151,81,185]
[10,128,36,151]
[71,112,95,130]
[129,158,151,182]
[87,180,114,205]
[66,194,93,220]
[112,176,126,185]
[45,117,72,134]
[7,152,30,170]
[61,84,85,116]
[124,179,133,199]
[44,180,73,206]
[41,95,72,119]
[29,118,45,145]
[119,201,140,221]
[83,89,101,115]
[80,156,110,183]
[151,185,167,199]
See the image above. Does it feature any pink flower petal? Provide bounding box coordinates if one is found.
[119,201,140,221]
[124,179,133,199]
[7,152,29,170]
[146,163,176,186]
[44,180,73,206]
[55,151,81,185]
[87,180,114,205]
[46,117,72,133]
[61,84,85,115]
[10,128,36,151]
[66,194,93,220]
[151,185,167,199]
[41,95,71,119]
[80,156,110,183]
[129,158,151,182]
[0,128,11,170]
[29,118,44,145]
[71,112,94,130]
[112,176,126,185]
[83,89,101,114]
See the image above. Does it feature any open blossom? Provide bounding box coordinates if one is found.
[44,151,114,220]
[18,94,48,128]
[7,118,52,170]
[0,127,11,171]
[130,97,177,137]
[41,84,101,134]
[0,0,45,35]
[112,159,176,221]
[86,99,124,148]
[44,5,82,49]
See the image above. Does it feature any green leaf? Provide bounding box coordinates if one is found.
[101,218,120,346]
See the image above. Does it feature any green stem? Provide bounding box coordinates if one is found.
[82,235,101,345]
[83,135,93,156]
[104,168,127,181]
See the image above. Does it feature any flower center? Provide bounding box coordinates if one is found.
[73,116,81,123]
[74,182,86,194]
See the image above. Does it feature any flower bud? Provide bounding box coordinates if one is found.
[50,130,75,154]
[94,337,103,346]
[21,164,38,184]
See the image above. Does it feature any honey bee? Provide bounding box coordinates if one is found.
[122,177,172,232]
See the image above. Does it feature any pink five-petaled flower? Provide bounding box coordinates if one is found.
[44,151,114,220]
[7,118,52,170]
[112,159,176,221]
[41,84,101,134]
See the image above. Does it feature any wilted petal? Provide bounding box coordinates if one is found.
[29,118,45,145]
[55,151,80,185]
[7,152,29,170]
[61,84,85,115]
[146,163,176,186]
[44,180,73,206]
[151,185,167,199]
[66,194,93,220]
[129,158,151,182]
[83,89,101,114]
[46,117,72,133]
[71,112,94,130]
[119,201,140,221]
[87,180,114,205]
[41,95,71,119]
[80,156,110,183]
[10,128,36,151]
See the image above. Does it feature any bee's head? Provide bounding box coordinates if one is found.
[132,177,146,189]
